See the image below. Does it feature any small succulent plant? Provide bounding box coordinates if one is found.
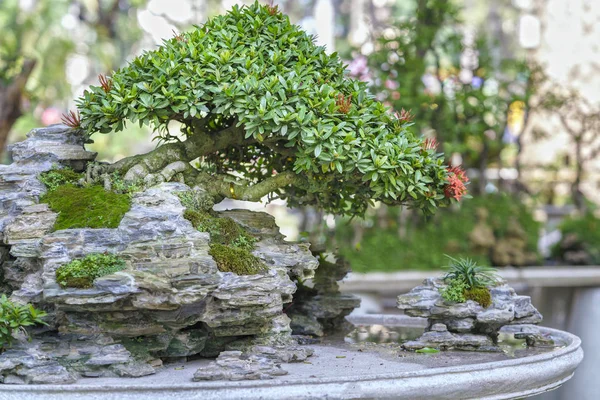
[442,256,499,289]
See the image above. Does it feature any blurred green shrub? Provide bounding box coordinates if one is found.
[335,194,540,272]
[552,211,600,265]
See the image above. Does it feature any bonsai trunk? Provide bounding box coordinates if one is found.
[572,138,586,212]
[477,141,489,195]
[95,119,303,202]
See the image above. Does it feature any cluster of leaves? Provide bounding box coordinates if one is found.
[0,295,47,351]
[336,194,540,272]
[439,278,468,303]
[56,253,126,288]
[75,1,457,216]
[39,167,82,192]
[441,281,492,307]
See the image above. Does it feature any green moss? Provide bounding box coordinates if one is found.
[56,253,126,288]
[464,287,492,308]
[41,184,131,230]
[186,211,257,251]
[209,243,265,275]
[202,217,256,250]
[39,167,83,192]
[177,190,214,213]
[183,210,212,229]
[183,208,261,274]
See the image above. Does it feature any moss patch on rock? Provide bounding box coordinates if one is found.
[182,207,263,275]
[41,184,131,230]
[183,210,212,230]
[464,287,492,308]
[56,253,126,288]
[39,167,83,192]
[200,217,257,251]
[208,243,265,275]
[177,190,215,213]
[184,211,257,251]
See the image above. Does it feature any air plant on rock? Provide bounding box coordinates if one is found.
[440,256,499,307]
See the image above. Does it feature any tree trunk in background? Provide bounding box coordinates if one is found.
[0,59,36,155]
[572,138,586,212]
[478,141,489,194]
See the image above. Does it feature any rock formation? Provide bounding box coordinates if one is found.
[0,126,326,383]
[397,278,543,351]
[287,254,360,337]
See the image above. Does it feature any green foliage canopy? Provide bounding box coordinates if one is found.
[76,2,461,216]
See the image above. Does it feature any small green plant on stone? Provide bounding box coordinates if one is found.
[109,171,143,196]
[440,256,498,307]
[39,167,82,192]
[183,209,211,229]
[56,253,126,288]
[177,190,214,213]
[440,279,468,303]
[230,235,256,252]
[0,295,47,351]
[443,256,498,289]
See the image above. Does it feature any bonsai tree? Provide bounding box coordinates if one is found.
[68,1,467,217]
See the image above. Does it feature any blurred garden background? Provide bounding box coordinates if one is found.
[2,0,599,398]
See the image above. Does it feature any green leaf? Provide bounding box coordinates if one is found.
[314,144,322,158]
[416,347,440,354]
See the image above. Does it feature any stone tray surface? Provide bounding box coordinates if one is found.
[0,326,583,400]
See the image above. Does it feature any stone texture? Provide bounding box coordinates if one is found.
[403,330,497,352]
[193,351,288,381]
[287,254,360,336]
[0,126,319,384]
[0,335,157,383]
[9,181,316,351]
[398,278,543,351]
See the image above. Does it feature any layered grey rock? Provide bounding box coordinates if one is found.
[0,126,321,384]
[287,255,360,337]
[398,278,543,351]
[193,351,288,381]
[1,125,96,293]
